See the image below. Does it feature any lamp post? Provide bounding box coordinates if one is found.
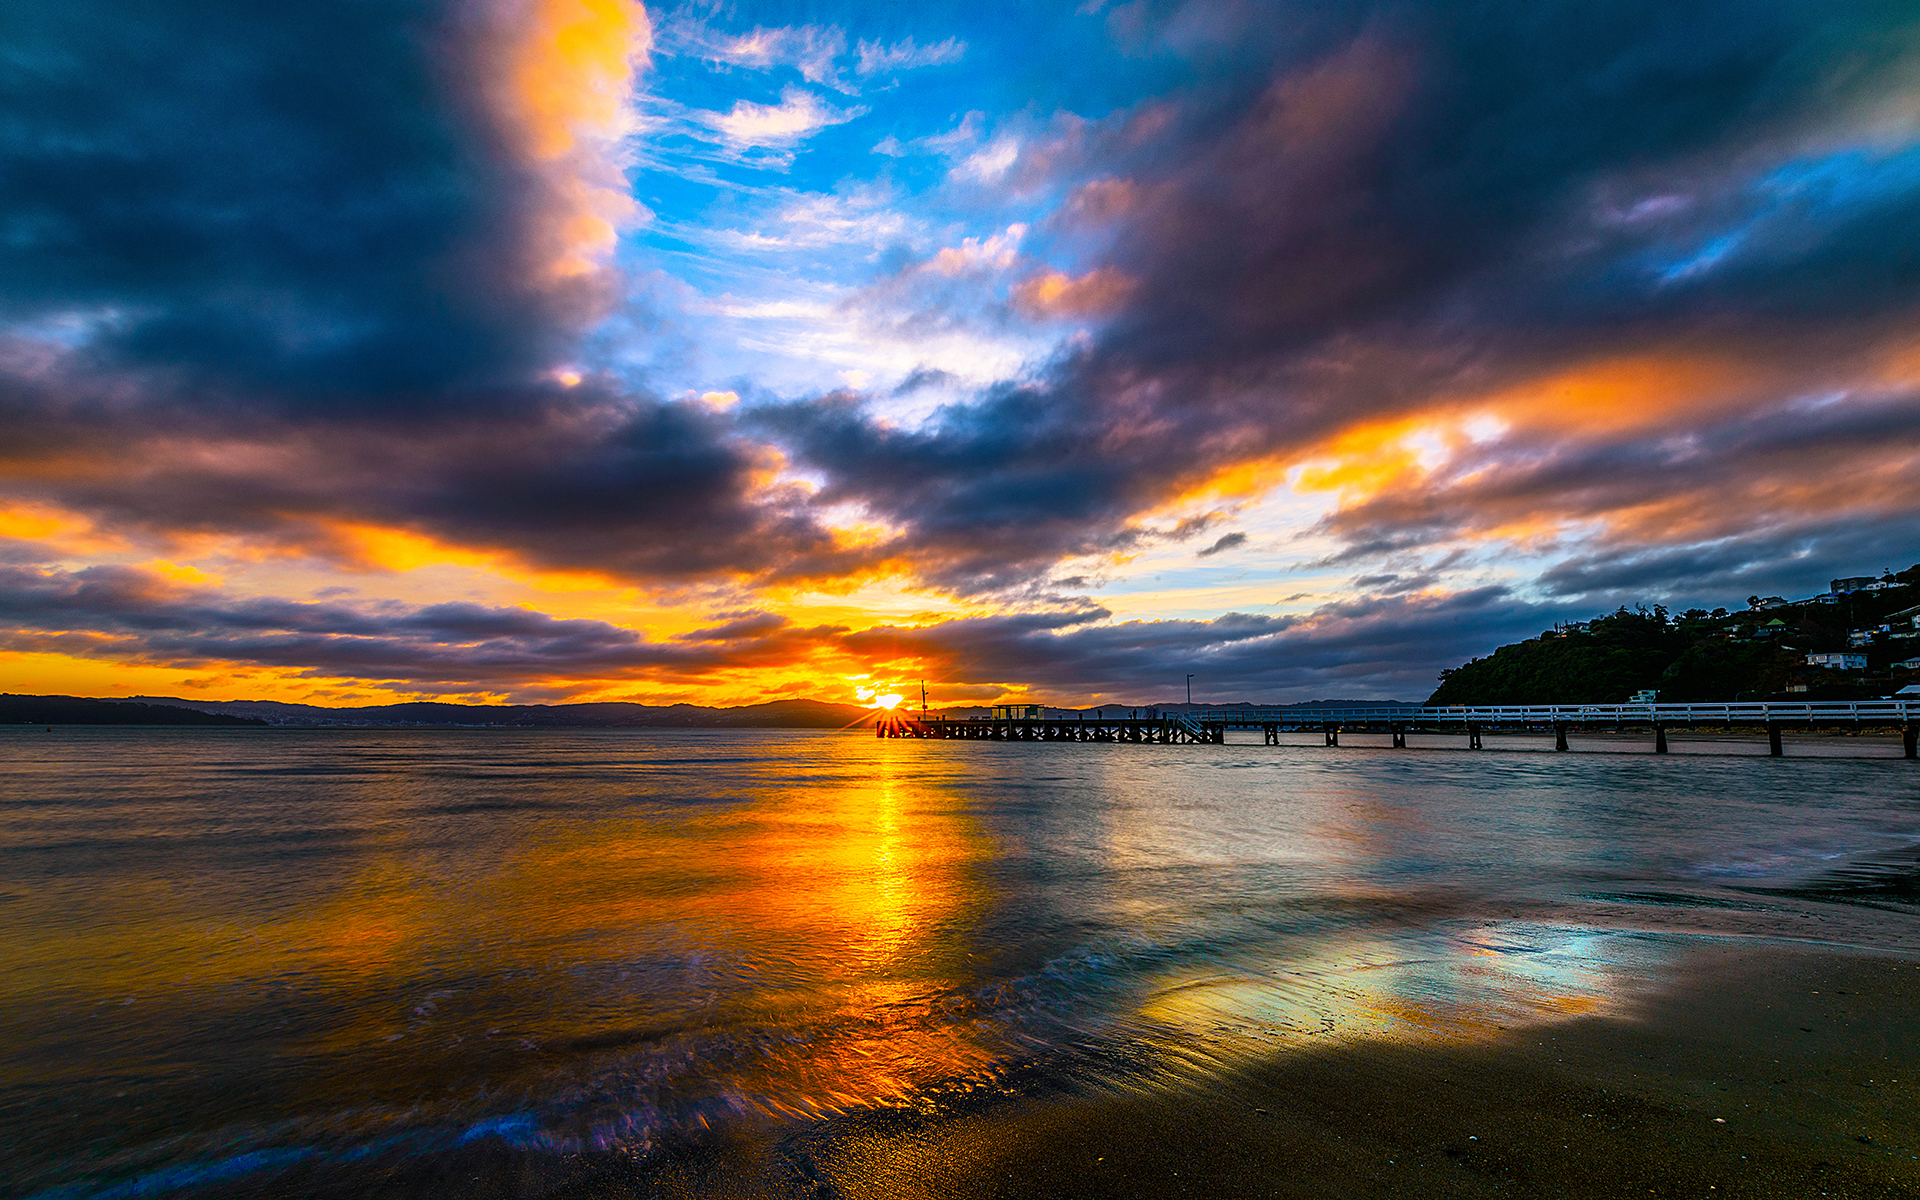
[1186,673,1195,713]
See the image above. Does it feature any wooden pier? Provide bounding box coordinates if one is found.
[877,700,1920,758]
[879,712,1225,743]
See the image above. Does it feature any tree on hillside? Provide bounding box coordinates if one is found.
[1426,564,1920,704]
[1428,607,1686,705]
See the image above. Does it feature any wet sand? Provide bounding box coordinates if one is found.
[798,946,1920,1200]
[236,943,1920,1199]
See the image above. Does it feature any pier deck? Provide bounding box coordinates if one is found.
[877,700,1920,757]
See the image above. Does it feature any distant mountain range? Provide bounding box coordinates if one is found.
[5,695,1414,727]
[1,695,268,726]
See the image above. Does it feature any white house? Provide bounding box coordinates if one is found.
[1806,652,1868,671]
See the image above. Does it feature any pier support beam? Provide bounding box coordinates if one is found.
[1324,725,1340,747]
[1905,722,1917,760]
[1654,725,1668,754]
[1468,724,1482,750]
[1768,722,1783,757]
[1391,726,1406,749]
[1554,723,1569,752]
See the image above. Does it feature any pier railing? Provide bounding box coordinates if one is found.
[1191,700,1920,727]
[879,699,1920,757]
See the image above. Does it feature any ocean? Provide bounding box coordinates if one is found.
[3,727,1918,1197]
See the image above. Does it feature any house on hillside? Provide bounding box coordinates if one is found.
[1831,577,1876,594]
[1894,658,1920,671]
[1806,652,1868,671]
[1753,619,1789,638]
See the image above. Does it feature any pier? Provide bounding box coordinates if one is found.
[878,700,1920,758]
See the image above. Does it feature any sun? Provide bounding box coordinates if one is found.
[874,693,903,710]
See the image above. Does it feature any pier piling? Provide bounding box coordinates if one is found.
[900,701,1914,758]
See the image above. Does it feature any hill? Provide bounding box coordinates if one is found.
[1428,566,1920,705]
[122,696,879,728]
[1,695,268,726]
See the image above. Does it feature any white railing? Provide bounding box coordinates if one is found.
[1198,701,1920,725]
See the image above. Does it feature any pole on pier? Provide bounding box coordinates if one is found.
[1654,725,1668,754]
[1554,723,1569,752]
[1904,721,1917,760]
[1468,724,1482,751]
[1768,722,1783,757]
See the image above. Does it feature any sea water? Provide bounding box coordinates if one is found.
[2,727,1917,1197]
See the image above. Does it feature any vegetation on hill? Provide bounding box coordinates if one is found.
[0,695,268,725]
[1428,566,1920,705]
[123,697,879,728]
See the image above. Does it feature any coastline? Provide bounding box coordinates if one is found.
[801,942,1920,1199]
[210,942,1920,1199]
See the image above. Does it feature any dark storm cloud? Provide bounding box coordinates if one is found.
[2,0,1917,637]
[1318,384,1920,597]
[0,562,809,687]
[0,0,839,579]
[771,0,1920,592]
[844,586,1567,701]
[1196,532,1247,557]
[0,0,579,400]
[0,561,1555,699]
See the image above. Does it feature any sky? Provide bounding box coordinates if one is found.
[1,0,1918,709]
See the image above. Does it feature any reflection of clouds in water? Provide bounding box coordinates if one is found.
[1133,923,1667,1076]
[10,730,1919,1194]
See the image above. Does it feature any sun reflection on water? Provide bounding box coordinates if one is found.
[6,727,1896,1195]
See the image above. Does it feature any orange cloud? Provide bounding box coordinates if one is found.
[487,0,652,279]
[1011,267,1135,319]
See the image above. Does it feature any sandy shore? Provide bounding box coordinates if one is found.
[250,942,1920,1198]
[787,945,1920,1199]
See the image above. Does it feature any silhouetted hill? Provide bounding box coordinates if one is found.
[1,695,268,726]
[1428,564,1920,704]
[124,696,878,728]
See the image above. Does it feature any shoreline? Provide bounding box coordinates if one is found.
[206,941,1920,1199]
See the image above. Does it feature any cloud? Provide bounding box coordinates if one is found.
[0,560,1566,702]
[4,0,1920,705]
[656,17,851,89]
[1196,531,1247,557]
[855,36,967,76]
[1010,267,1136,319]
[695,86,866,151]
[0,0,657,405]
[760,0,1920,596]
[840,586,1569,702]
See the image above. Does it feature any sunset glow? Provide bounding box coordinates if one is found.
[2,1,1917,707]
